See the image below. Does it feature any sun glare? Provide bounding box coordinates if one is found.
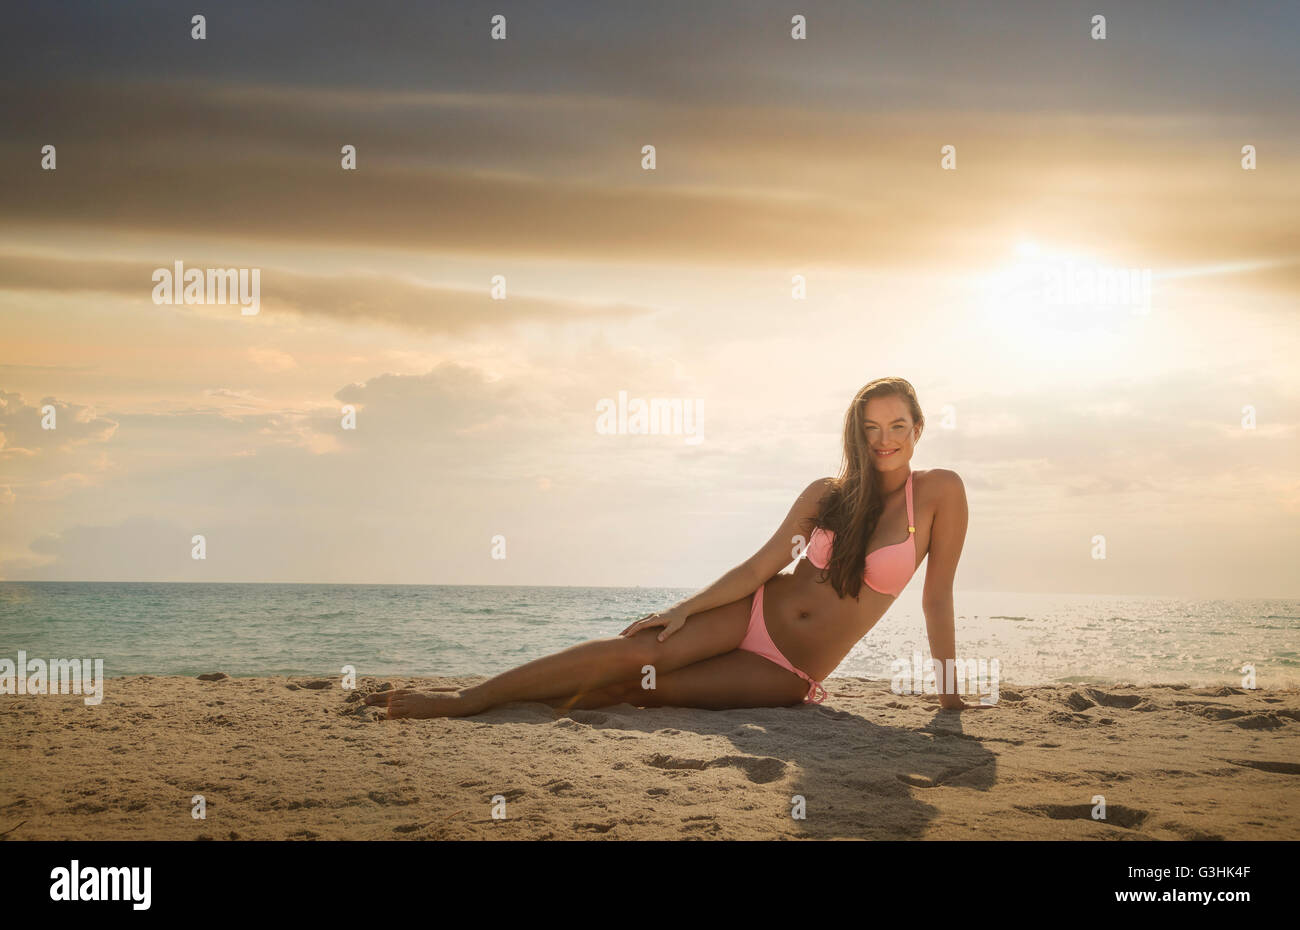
[978,242,1151,370]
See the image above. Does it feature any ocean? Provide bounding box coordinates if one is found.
[1,582,1296,689]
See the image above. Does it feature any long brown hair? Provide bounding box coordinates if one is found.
[812,377,925,599]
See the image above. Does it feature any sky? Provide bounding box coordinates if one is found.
[1,1,1297,596]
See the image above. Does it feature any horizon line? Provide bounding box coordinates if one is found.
[0,580,1296,601]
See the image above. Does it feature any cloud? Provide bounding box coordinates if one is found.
[5,81,1298,279]
[923,369,1299,506]
[5,516,193,580]
[4,1,1297,117]
[2,354,1296,592]
[0,252,659,334]
[0,391,117,455]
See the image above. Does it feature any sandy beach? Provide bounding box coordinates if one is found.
[2,675,1297,841]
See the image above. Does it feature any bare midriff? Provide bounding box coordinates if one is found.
[759,547,921,682]
[755,471,928,683]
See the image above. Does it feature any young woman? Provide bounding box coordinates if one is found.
[368,376,984,717]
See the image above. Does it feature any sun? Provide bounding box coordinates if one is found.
[976,241,1152,370]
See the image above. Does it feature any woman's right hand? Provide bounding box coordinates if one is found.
[619,606,689,642]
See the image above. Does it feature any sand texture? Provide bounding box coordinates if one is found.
[3,675,1297,840]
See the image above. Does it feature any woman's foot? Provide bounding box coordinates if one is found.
[363,688,481,718]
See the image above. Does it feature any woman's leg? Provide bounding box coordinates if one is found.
[367,594,754,718]
[542,681,631,711]
[546,649,812,711]
[633,650,812,709]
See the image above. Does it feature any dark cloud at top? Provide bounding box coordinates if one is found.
[2,80,1296,277]
[2,3,1297,273]
[3,0,1297,116]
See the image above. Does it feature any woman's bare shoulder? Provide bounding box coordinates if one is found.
[792,476,835,498]
[794,476,836,516]
[916,468,966,501]
[918,467,962,483]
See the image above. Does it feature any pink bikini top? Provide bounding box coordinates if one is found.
[804,471,917,597]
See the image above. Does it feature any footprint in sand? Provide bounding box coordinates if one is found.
[1180,704,1289,729]
[1065,691,1096,711]
[1156,821,1225,841]
[1231,713,1287,729]
[1015,802,1149,830]
[1061,687,1145,711]
[644,752,786,784]
[1084,688,1145,709]
[895,761,992,789]
[1228,758,1300,775]
[1184,704,1250,720]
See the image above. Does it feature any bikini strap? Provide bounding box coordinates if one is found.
[905,471,915,534]
[803,679,827,704]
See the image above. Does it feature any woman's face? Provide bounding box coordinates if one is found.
[862,394,918,469]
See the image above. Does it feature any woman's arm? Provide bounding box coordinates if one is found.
[619,477,832,640]
[919,470,982,709]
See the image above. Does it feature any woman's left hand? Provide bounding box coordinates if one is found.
[618,606,688,641]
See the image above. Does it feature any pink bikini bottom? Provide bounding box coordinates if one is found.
[736,584,827,704]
